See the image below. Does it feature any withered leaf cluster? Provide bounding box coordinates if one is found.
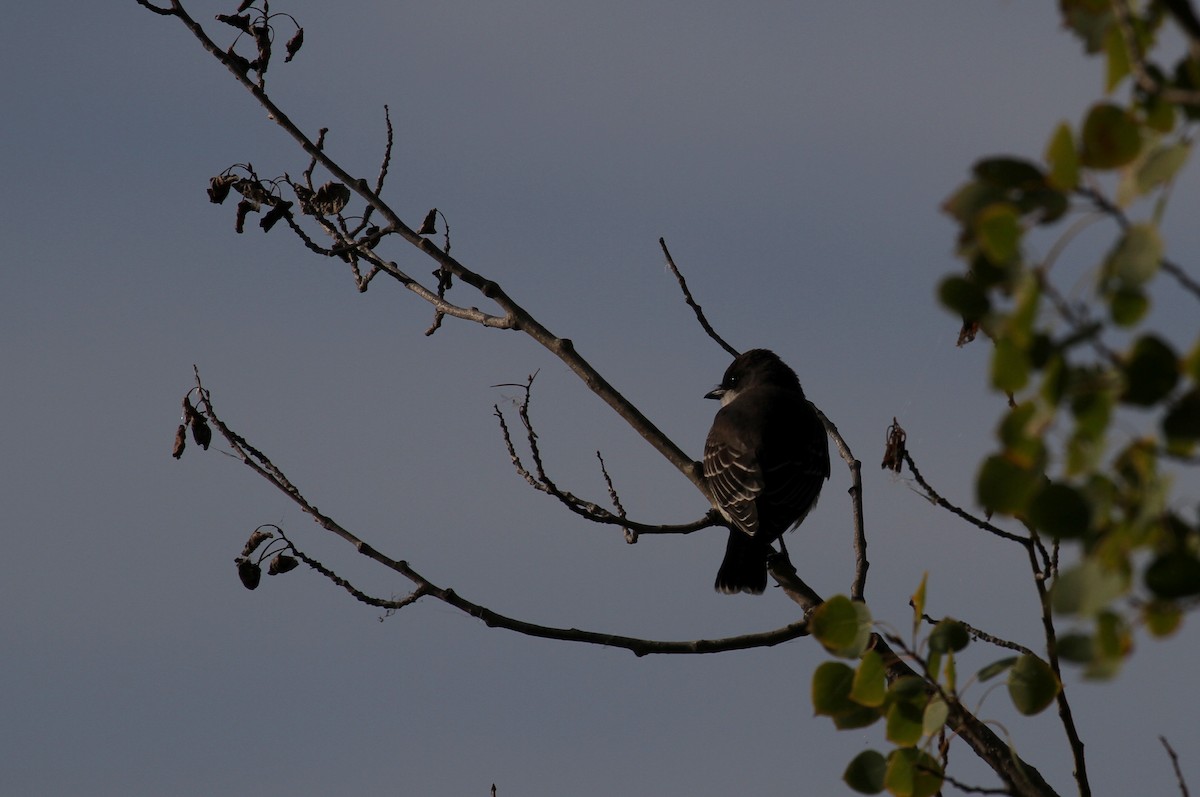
[173,395,212,459]
[214,2,304,82]
[234,526,300,591]
[294,181,351,216]
[881,418,907,473]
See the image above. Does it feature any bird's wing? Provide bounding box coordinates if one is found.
[703,436,763,536]
[763,419,831,529]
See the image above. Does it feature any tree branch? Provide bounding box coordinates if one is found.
[191,371,809,656]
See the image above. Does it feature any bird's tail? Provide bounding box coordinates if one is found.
[714,531,770,594]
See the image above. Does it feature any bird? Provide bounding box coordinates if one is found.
[703,349,830,594]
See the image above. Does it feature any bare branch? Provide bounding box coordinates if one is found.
[192,372,804,655]
[900,446,1031,547]
[1024,528,1091,797]
[1161,736,1192,797]
[151,1,703,491]
[492,378,715,537]
[660,237,738,358]
[814,406,867,601]
[918,611,1037,658]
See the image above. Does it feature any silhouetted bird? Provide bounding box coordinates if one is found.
[703,349,830,594]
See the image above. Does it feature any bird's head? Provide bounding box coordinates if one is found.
[704,349,802,406]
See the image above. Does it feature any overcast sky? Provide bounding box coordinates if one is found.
[2,2,1198,796]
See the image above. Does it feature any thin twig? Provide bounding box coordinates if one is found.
[1025,527,1090,797]
[1161,735,1192,797]
[814,407,867,601]
[660,237,738,357]
[193,374,815,654]
[902,450,1031,546]
[919,611,1036,657]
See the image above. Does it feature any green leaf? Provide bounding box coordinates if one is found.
[1103,21,1131,91]
[976,454,1041,514]
[1185,336,1200,382]
[922,697,949,737]
[811,595,872,658]
[975,203,1022,265]
[1135,141,1190,195]
[977,656,1018,681]
[1045,121,1080,190]
[1007,654,1061,715]
[1163,388,1200,443]
[1108,286,1149,326]
[1122,334,1179,406]
[1086,611,1130,679]
[1057,633,1094,663]
[851,650,888,708]
[1145,552,1200,599]
[910,573,928,638]
[928,619,970,653]
[974,157,1046,189]
[884,749,943,797]
[1052,559,1129,616]
[1060,0,1114,53]
[1143,600,1183,637]
[1080,102,1141,169]
[991,338,1029,393]
[812,661,857,716]
[844,750,887,795]
[886,700,925,747]
[812,670,885,731]
[938,275,989,321]
[1104,222,1163,287]
[1027,481,1092,539]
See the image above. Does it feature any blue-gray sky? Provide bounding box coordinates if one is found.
[2,3,1197,795]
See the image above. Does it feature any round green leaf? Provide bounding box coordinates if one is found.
[811,595,872,658]
[976,454,1041,514]
[1143,600,1183,637]
[1122,334,1179,406]
[843,750,887,795]
[1163,388,1200,443]
[1028,481,1092,539]
[811,661,884,729]
[1051,559,1129,616]
[975,203,1021,265]
[1135,141,1190,195]
[851,650,887,708]
[922,697,949,737]
[886,700,925,747]
[977,656,1018,682]
[1045,121,1080,190]
[1108,286,1149,326]
[928,619,970,653]
[1056,633,1095,664]
[973,157,1047,189]
[1007,654,1061,715]
[991,337,1030,393]
[1080,103,1141,169]
[1105,223,1163,287]
[812,661,856,716]
[884,749,943,797]
[938,275,989,320]
[1144,552,1200,599]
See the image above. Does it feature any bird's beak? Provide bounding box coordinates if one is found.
[704,387,724,401]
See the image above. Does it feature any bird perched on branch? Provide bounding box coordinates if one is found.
[703,349,830,594]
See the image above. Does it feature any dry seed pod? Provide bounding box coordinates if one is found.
[172,424,187,459]
[240,529,274,558]
[268,553,299,575]
[284,28,304,62]
[236,557,262,591]
[190,417,212,450]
